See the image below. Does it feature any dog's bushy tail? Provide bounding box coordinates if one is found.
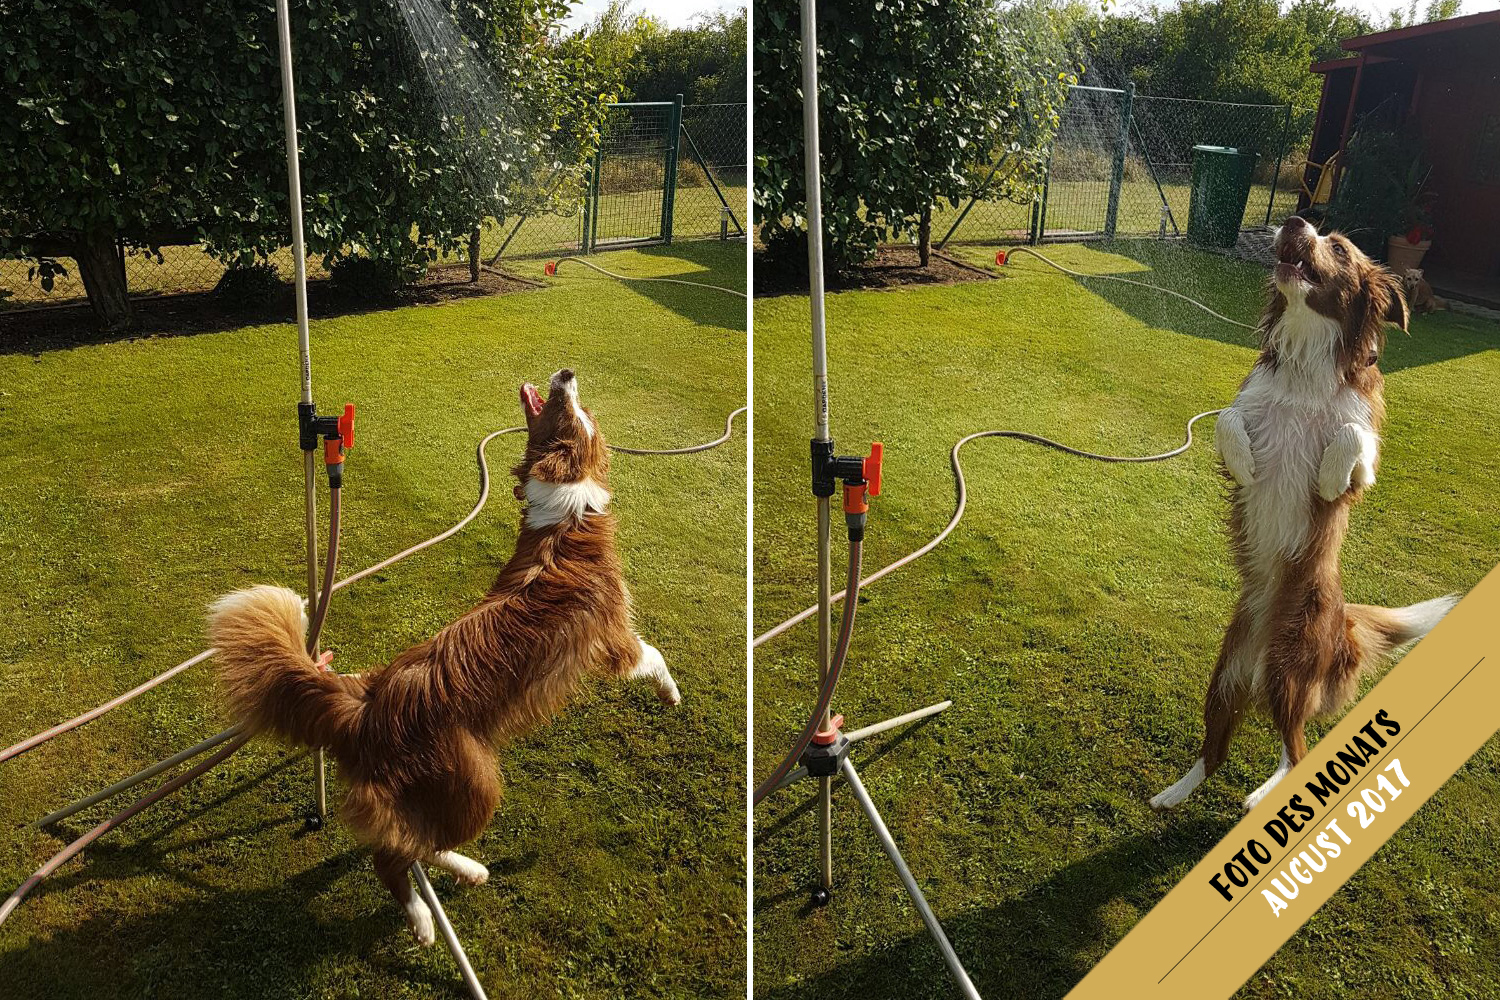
[208,585,365,754]
[1347,594,1460,666]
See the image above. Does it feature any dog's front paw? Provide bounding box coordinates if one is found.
[1317,459,1355,502]
[1223,451,1256,488]
[657,675,682,707]
[1216,409,1255,487]
[404,899,436,947]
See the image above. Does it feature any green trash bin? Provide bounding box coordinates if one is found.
[1186,145,1258,249]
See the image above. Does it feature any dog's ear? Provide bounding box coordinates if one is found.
[1376,270,1409,333]
[529,443,584,484]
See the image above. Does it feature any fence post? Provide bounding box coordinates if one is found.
[588,145,603,253]
[661,93,684,245]
[1265,103,1294,227]
[1032,150,1053,245]
[1104,82,1134,240]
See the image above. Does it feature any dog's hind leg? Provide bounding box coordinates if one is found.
[627,636,681,706]
[1242,743,1293,811]
[426,851,490,886]
[374,848,435,946]
[1248,592,1334,811]
[1151,601,1255,811]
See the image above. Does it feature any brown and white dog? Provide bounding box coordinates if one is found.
[207,369,680,944]
[1151,216,1456,813]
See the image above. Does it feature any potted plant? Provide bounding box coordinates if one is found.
[1386,189,1436,275]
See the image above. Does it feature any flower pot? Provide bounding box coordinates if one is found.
[1386,236,1431,276]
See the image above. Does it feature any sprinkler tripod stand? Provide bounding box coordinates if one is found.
[751,2,983,995]
[756,447,981,1000]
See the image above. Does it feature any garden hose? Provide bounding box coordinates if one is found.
[753,246,1255,806]
[546,255,750,299]
[751,539,862,807]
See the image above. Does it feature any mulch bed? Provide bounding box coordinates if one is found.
[753,244,998,296]
[0,262,542,355]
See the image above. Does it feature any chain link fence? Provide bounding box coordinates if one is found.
[1,101,746,313]
[934,85,1315,255]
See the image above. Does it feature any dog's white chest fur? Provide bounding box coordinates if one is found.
[1228,304,1371,560]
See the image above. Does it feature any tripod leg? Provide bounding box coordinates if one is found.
[413,862,489,1000]
[845,700,952,745]
[840,757,981,1000]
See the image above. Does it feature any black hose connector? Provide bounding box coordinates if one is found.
[846,511,867,543]
[811,438,867,498]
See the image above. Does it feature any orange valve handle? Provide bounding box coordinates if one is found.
[864,442,883,497]
[811,713,845,746]
[338,403,355,451]
[323,403,355,466]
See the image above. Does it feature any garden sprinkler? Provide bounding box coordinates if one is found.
[751,2,983,996]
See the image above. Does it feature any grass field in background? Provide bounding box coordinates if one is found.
[752,241,1500,999]
[0,183,748,310]
[0,242,746,999]
[934,179,1300,246]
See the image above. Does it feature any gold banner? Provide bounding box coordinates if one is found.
[1068,564,1500,998]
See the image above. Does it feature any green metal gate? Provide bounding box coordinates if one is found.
[581,97,684,252]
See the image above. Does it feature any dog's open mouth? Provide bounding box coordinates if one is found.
[520,383,545,418]
[1275,245,1319,287]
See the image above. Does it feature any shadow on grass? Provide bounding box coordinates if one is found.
[757,817,1228,1000]
[593,242,747,328]
[1074,240,1498,375]
[2,750,479,998]
[0,846,470,1000]
[0,263,542,356]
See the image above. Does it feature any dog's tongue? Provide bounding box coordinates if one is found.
[520,383,545,417]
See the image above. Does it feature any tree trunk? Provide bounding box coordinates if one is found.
[75,229,134,331]
[919,206,932,268]
[468,226,482,283]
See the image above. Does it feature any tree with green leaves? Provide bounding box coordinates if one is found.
[0,0,612,329]
[754,0,1077,273]
[577,2,746,104]
[1084,0,1375,108]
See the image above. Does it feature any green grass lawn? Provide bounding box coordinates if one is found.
[0,184,747,310]
[0,242,746,999]
[752,241,1500,998]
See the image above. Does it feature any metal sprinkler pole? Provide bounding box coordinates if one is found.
[798,0,836,897]
[273,0,328,825]
[791,2,980,994]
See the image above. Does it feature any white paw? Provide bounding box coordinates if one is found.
[1243,772,1288,812]
[658,675,682,707]
[1223,452,1256,488]
[1350,458,1376,492]
[1149,787,1184,812]
[1150,759,1205,812]
[1317,460,1355,502]
[1216,410,1255,486]
[405,899,436,947]
[451,858,489,887]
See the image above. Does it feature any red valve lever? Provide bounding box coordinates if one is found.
[811,713,846,745]
[863,442,883,497]
[338,403,355,451]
